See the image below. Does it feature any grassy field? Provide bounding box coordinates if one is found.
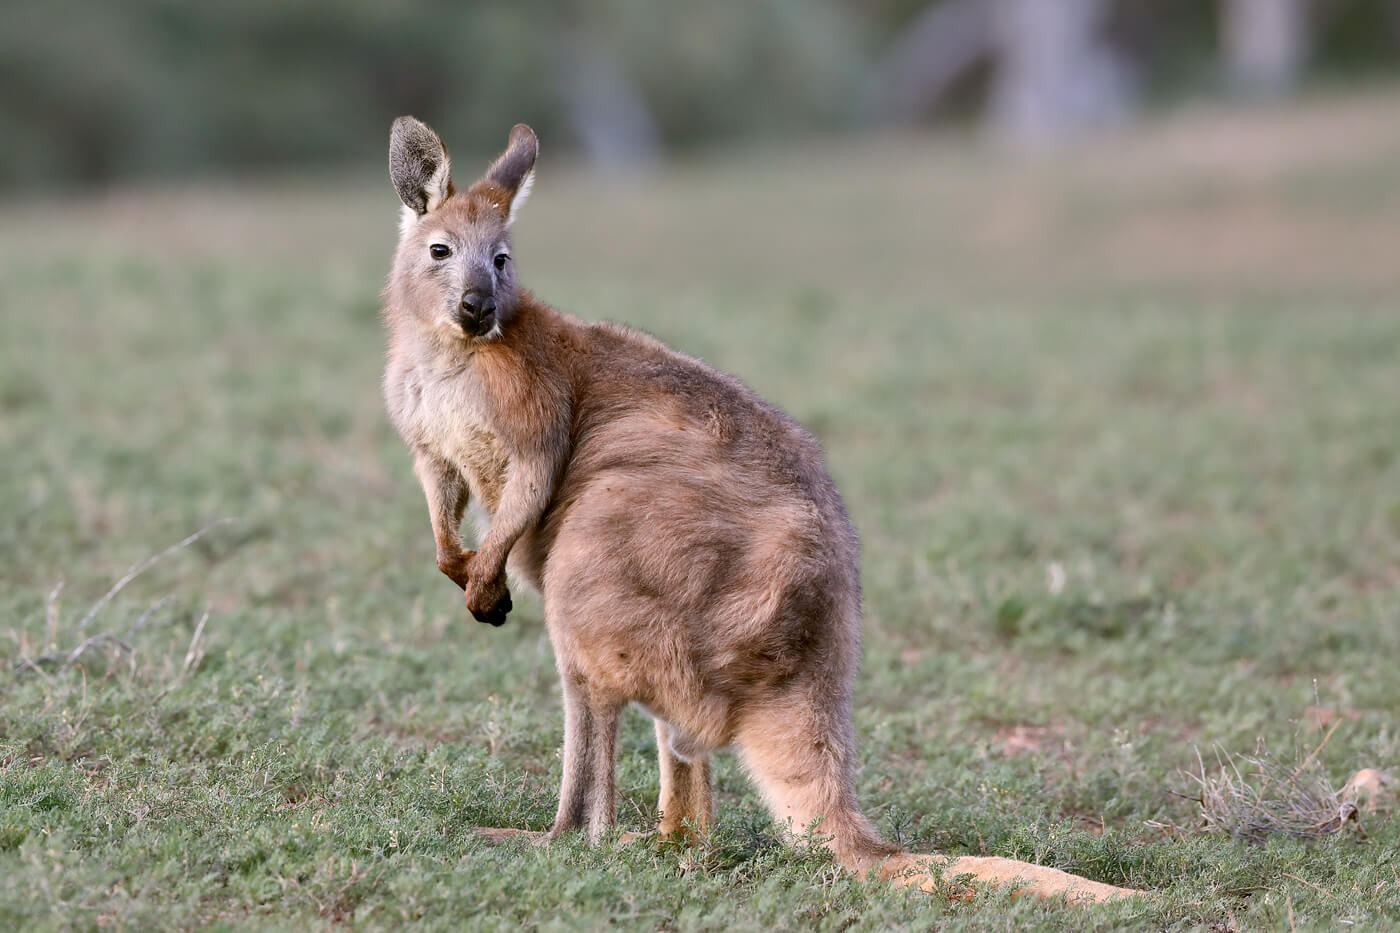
[4,89,1400,930]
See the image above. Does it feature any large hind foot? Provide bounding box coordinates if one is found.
[474,827,545,845]
[877,852,1143,904]
[474,827,646,846]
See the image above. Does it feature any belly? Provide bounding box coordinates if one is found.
[446,423,510,515]
[395,370,512,516]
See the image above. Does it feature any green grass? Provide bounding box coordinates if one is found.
[4,90,1400,930]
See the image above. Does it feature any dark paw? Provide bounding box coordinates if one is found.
[469,588,512,627]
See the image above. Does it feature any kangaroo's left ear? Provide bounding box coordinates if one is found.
[485,124,538,225]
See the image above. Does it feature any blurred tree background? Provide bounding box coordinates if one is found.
[1,0,1397,190]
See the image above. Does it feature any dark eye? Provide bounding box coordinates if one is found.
[429,244,451,260]
[493,253,508,271]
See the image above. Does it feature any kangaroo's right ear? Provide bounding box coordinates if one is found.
[389,117,452,216]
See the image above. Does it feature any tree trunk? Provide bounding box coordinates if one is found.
[873,0,994,122]
[987,0,1137,146]
[558,30,661,174]
[1222,0,1309,98]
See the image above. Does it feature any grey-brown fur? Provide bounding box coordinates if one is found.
[379,120,1142,902]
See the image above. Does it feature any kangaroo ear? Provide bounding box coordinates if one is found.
[389,117,452,215]
[485,124,538,225]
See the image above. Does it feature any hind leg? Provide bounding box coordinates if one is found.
[654,719,713,839]
[549,671,622,843]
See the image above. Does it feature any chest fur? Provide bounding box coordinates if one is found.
[392,363,511,513]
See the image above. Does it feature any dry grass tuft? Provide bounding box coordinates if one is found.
[1183,731,1371,844]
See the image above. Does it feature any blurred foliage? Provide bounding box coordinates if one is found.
[1112,0,1400,98]
[0,0,1397,189]
[0,0,870,188]
[0,0,569,185]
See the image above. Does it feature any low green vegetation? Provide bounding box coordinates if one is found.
[3,93,1399,929]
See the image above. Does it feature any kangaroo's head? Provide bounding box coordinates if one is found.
[388,118,538,341]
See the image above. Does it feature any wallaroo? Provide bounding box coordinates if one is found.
[381,117,1142,904]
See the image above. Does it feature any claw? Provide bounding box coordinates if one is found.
[469,588,513,626]
[472,607,508,626]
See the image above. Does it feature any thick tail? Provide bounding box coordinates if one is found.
[735,687,901,873]
[735,687,1142,903]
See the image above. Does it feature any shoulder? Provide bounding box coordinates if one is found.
[589,320,671,355]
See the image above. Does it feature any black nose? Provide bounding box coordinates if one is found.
[461,294,497,318]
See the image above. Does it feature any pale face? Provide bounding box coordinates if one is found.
[395,193,519,341]
[388,119,537,341]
